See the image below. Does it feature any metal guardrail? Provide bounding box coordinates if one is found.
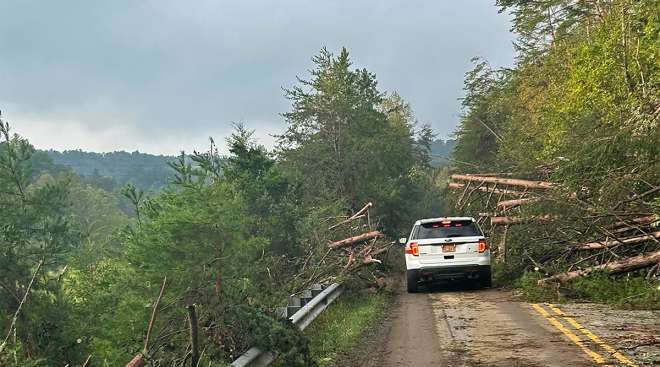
[231,283,344,367]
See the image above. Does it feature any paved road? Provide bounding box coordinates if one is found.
[360,282,647,367]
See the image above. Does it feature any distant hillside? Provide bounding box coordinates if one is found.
[44,150,175,191]
[42,140,454,191]
[429,138,455,166]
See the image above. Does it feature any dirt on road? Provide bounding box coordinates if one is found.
[352,281,658,367]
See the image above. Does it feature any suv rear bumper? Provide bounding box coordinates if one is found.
[411,264,490,281]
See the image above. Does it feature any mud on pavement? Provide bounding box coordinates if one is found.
[343,282,659,367]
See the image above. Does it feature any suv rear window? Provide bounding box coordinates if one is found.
[413,220,481,239]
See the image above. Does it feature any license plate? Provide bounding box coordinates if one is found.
[442,244,456,252]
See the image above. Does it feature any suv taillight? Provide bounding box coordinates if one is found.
[478,240,488,253]
[405,242,419,256]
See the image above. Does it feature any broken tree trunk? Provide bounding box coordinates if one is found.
[187,305,199,367]
[499,225,509,263]
[125,354,145,367]
[328,202,373,230]
[497,197,540,210]
[575,231,660,250]
[464,173,514,177]
[490,215,555,226]
[328,214,366,231]
[451,174,554,189]
[538,250,660,285]
[448,182,530,196]
[143,277,167,355]
[605,215,657,230]
[0,259,43,354]
[329,231,382,250]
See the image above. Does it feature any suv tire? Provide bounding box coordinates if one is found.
[479,267,492,288]
[406,270,419,293]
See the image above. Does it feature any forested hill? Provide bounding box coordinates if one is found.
[43,138,456,189]
[44,149,175,191]
[430,138,456,166]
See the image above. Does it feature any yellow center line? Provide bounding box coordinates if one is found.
[531,303,607,365]
[547,304,638,367]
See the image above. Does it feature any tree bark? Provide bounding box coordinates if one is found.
[538,250,660,285]
[329,231,382,250]
[490,215,554,226]
[500,225,509,263]
[448,182,530,196]
[187,305,199,367]
[576,231,660,250]
[496,197,539,210]
[605,215,657,230]
[451,174,554,189]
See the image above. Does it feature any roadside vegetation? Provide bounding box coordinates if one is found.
[0,48,445,366]
[449,0,659,308]
[304,288,391,367]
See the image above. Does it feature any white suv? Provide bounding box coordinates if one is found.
[400,217,491,293]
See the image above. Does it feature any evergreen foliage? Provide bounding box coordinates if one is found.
[452,0,659,302]
[0,46,445,365]
[278,48,444,233]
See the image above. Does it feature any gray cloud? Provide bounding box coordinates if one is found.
[0,1,514,154]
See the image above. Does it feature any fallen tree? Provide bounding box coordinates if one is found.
[575,231,660,250]
[538,250,660,285]
[328,202,372,230]
[329,230,382,250]
[604,215,657,230]
[496,197,539,210]
[448,182,530,196]
[490,215,555,226]
[451,174,554,189]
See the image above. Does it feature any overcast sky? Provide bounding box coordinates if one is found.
[0,1,515,155]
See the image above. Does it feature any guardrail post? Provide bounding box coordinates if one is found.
[310,284,323,297]
[299,289,313,306]
[287,296,302,317]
